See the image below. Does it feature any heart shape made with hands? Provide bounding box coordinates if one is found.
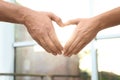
[26,11,97,57]
[56,18,99,57]
[52,18,80,56]
[57,19,80,57]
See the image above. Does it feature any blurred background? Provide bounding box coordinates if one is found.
[0,0,120,80]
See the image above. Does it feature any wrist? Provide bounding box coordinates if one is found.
[92,15,106,31]
[17,7,34,24]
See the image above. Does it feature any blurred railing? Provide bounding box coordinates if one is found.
[0,73,81,80]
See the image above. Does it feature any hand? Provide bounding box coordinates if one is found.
[63,18,101,56]
[23,11,64,55]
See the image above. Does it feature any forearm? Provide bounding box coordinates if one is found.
[94,7,120,30]
[0,1,32,24]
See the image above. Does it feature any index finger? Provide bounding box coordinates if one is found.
[48,29,63,54]
[48,12,64,27]
[64,18,80,26]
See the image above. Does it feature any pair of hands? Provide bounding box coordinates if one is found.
[24,11,100,57]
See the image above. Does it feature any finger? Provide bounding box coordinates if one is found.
[68,40,87,57]
[68,42,85,56]
[63,31,78,56]
[27,28,52,53]
[48,30,63,54]
[42,34,58,55]
[64,33,81,56]
[64,18,80,26]
[74,42,87,55]
[37,34,58,55]
[40,40,58,55]
[36,37,52,53]
[68,34,92,57]
[48,12,64,27]
[73,36,95,55]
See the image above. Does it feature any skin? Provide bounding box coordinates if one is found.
[0,1,64,55]
[1,1,120,57]
[64,7,120,57]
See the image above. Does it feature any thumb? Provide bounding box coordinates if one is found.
[64,18,80,26]
[48,12,64,27]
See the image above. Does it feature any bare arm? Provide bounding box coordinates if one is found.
[0,1,64,55]
[95,7,120,30]
[0,0,27,23]
[63,7,120,56]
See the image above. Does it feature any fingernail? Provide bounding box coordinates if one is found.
[52,53,57,56]
[68,54,72,57]
[58,52,62,55]
[54,54,57,56]
[63,54,68,56]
